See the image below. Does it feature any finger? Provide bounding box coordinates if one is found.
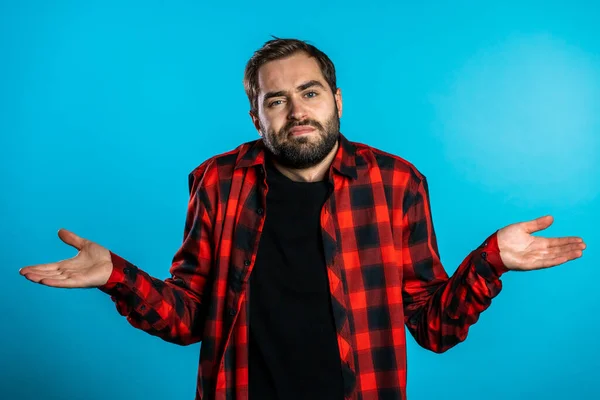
[23,272,69,284]
[523,215,554,234]
[533,243,585,259]
[545,237,584,248]
[533,249,584,269]
[23,269,64,277]
[39,276,86,288]
[19,258,76,274]
[57,228,87,251]
[20,263,60,274]
[549,242,587,255]
[535,256,570,269]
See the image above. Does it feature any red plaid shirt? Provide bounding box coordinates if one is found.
[99,134,508,400]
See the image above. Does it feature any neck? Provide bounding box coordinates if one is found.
[272,140,339,182]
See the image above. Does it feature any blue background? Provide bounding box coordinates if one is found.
[2,1,599,399]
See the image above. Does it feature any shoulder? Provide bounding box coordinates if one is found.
[187,139,260,191]
[352,140,426,184]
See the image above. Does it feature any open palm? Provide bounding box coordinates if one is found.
[19,229,113,288]
[497,215,586,271]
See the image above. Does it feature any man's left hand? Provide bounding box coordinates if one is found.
[497,215,586,271]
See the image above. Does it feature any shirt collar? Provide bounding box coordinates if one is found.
[234,133,358,180]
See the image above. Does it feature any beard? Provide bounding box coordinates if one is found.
[261,107,340,169]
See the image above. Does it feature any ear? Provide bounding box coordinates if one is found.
[249,110,262,137]
[334,88,343,118]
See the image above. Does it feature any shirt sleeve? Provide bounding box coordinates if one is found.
[401,174,509,353]
[97,166,215,346]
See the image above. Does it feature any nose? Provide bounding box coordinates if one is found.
[288,97,307,121]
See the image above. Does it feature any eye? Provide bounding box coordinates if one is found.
[304,91,318,98]
[268,99,284,108]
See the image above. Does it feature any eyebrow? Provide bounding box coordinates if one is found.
[262,80,326,103]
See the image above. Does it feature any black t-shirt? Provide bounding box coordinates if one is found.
[248,158,344,400]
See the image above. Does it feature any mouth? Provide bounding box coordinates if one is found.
[289,126,316,136]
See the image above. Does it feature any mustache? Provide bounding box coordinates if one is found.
[283,119,323,133]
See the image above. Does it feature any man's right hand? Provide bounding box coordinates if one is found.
[19,229,114,288]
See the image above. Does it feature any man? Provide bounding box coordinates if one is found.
[19,38,586,400]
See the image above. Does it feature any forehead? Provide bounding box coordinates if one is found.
[257,52,327,93]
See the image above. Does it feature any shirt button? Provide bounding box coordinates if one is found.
[140,305,146,311]
[257,208,264,215]
[481,251,487,259]
[229,308,236,316]
[244,260,251,267]
[230,273,242,292]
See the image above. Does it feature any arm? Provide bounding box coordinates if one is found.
[98,165,216,346]
[401,174,508,353]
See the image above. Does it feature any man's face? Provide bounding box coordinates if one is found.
[250,52,343,169]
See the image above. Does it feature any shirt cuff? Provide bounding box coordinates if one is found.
[474,230,510,279]
[97,252,143,317]
[97,252,132,294]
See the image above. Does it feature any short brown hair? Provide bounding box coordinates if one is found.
[243,37,337,114]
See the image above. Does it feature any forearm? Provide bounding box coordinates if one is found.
[98,252,207,346]
[404,232,508,353]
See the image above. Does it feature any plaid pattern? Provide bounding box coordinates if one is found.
[99,134,508,400]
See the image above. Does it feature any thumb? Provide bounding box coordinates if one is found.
[523,215,554,234]
[57,228,87,250]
